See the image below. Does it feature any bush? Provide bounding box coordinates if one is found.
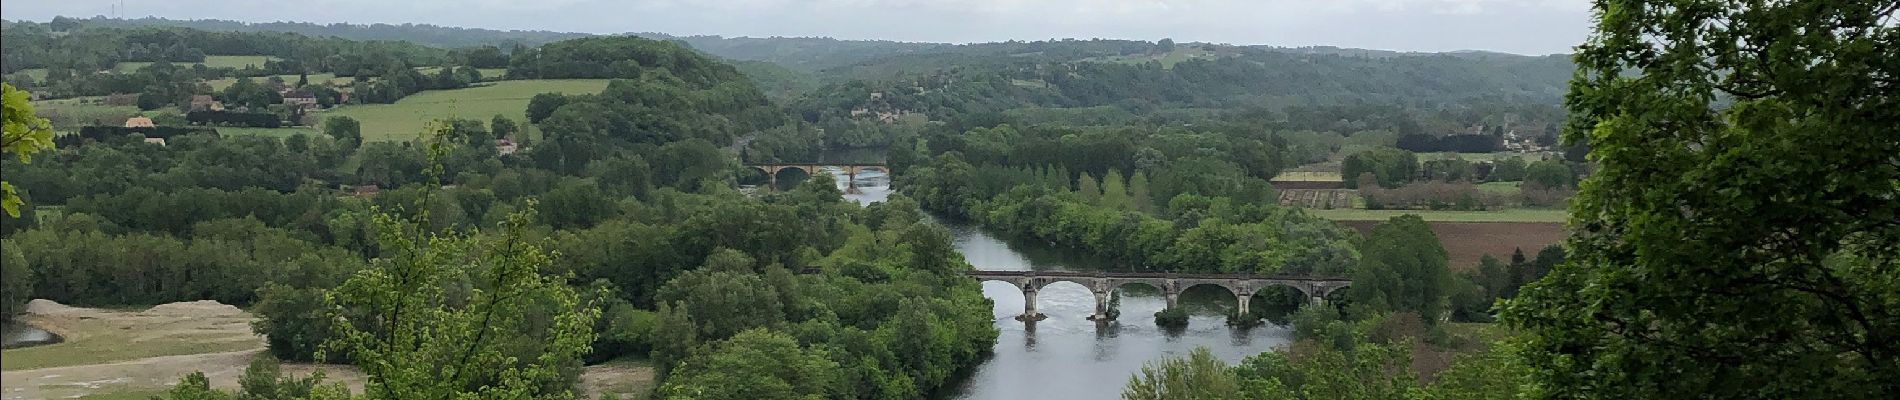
[1154,307,1190,328]
[1359,181,1508,210]
[73,126,218,143]
[1341,147,1417,189]
[249,285,343,363]
[186,111,282,128]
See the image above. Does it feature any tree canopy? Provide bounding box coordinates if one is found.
[1505,1,1899,398]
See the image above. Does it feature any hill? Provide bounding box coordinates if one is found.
[50,16,592,49]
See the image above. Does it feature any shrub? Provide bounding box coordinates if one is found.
[1154,307,1190,328]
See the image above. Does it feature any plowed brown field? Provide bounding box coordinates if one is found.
[1339,221,1566,271]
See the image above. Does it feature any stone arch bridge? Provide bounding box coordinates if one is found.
[747,163,889,191]
[967,270,1351,322]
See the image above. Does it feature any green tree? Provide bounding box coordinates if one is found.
[1489,156,1527,182]
[1340,147,1417,189]
[1101,169,1132,211]
[1350,215,1451,322]
[1128,170,1155,213]
[0,241,30,318]
[649,302,699,377]
[660,329,839,400]
[1427,343,1530,400]
[490,114,519,139]
[1077,172,1102,204]
[322,205,599,399]
[1521,159,1571,189]
[654,269,785,340]
[1122,347,1240,400]
[1505,2,1900,399]
[2,83,56,216]
[321,116,362,148]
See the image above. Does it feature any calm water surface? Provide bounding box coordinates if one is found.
[829,169,1292,400]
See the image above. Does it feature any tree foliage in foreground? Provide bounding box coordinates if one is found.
[1,83,55,217]
[321,201,599,399]
[1506,1,1899,398]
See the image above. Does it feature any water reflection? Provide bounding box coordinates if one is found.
[1,321,61,349]
[824,169,1291,400]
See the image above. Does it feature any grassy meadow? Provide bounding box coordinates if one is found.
[321,79,611,141]
[115,55,277,73]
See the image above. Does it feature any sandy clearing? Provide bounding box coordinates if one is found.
[2,300,652,399]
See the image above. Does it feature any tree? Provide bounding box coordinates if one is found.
[1100,169,1132,211]
[649,302,698,377]
[1077,172,1103,204]
[1122,347,1240,400]
[2,83,56,217]
[1522,159,1571,189]
[1128,170,1155,213]
[490,114,519,139]
[654,268,785,341]
[1,242,30,318]
[321,116,362,147]
[1340,147,1417,189]
[525,93,568,123]
[1350,215,1451,322]
[322,204,599,399]
[659,329,839,400]
[1489,156,1527,182]
[1505,2,1899,399]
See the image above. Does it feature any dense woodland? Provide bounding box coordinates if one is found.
[3,2,1894,399]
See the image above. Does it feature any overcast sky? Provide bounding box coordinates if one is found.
[2,0,1594,55]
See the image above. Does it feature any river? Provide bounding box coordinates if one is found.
[826,168,1294,400]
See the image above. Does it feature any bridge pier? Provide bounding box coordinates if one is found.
[1234,289,1255,318]
[846,168,859,192]
[1088,289,1113,321]
[1016,285,1046,321]
[1164,290,1180,310]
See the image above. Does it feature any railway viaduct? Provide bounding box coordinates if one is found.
[966,270,1351,322]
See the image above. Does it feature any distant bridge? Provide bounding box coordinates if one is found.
[966,270,1351,322]
[746,163,890,192]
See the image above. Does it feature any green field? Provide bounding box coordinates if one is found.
[116,56,277,73]
[1306,208,1569,223]
[31,97,144,129]
[1477,181,1521,194]
[199,55,276,69]
[416,66,509,79]
[15,68,49,81]
[322,79,611,141]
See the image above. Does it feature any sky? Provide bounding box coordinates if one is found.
[1,0,1595,55]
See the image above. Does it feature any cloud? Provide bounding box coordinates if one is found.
[0,0,1591,54]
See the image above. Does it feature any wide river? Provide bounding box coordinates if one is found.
[825,169,1294,400]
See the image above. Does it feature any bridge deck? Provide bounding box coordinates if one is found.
[964,270,1348,281]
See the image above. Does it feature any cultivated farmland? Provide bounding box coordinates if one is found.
[321,79,611,142]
